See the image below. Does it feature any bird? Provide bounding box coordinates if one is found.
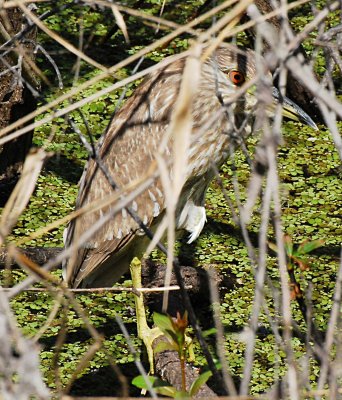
[63,44,316,288]
[63,44,316,371]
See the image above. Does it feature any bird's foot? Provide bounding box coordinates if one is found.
[130,257,163,375]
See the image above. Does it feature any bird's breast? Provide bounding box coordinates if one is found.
[187,117,230,178]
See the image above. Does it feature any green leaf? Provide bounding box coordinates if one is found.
[154,341,177,354]
[284,235,293,256]
[153,312,174,332]
[132,375,177,397]
[202,328,217,337]
[132,375,155,389]
[268,241,278,254]
[175,390,190,398]
[297,239,324,255]
[189,370,212,396]
[153,312,179,343]
[157,385,178,397]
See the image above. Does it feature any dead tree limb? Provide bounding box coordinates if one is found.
[0,6,39,206]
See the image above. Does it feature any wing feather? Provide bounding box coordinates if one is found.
[64,59,185,287]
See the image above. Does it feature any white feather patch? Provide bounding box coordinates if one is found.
[177,200,206,243]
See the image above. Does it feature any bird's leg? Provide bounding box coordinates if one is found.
[130,257,162,375]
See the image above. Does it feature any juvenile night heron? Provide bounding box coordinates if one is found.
[63,45,316,369]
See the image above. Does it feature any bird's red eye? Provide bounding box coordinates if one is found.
[229,70,245,86]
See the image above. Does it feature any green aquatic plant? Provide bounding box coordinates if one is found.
[132,311,212,398]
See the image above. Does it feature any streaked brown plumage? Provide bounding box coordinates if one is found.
[63,45,316,288]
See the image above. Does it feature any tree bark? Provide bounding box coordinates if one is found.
[0,6,39,206]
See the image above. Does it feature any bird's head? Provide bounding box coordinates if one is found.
[212,46,318,130]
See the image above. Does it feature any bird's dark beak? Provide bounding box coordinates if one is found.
[271,88,318,130]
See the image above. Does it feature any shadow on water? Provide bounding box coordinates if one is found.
[45,154,84,184]
[69,363,141,397]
